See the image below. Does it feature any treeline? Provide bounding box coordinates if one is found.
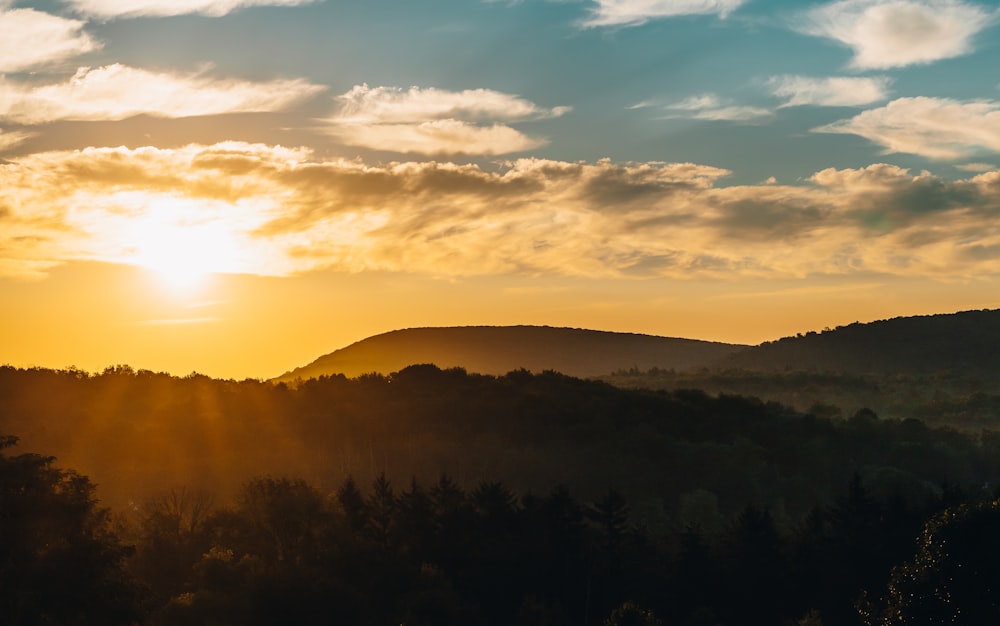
[600,367,1000,431]
[720,309,1000,378]
[3,364,1000,528]
[4,434,1000,625]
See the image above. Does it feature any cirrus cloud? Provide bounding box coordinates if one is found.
[770,75,891,107]
[581,0,746,28]
[0,64,325,124]
[800,0,994,69]
[0,8,99,72]
[59,0,320,19]
[662,94,772,122]
[3,143,1000,281]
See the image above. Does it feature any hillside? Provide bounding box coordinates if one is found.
[600,309,1000,429]
[720,308,1000,376]
[275,325,746,381]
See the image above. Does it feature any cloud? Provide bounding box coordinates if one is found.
[582,0,746,27]
[0,64,325,124]
[322,84,569,155]
[59,0,319,19]
[663,94,772,122]
[956,162,997,172]
[770,75,891,107]
[815,96,1000,159]
[326,120,547,156]
[800,0,994,69]
[141,317,223,326]
[332,84,569,124]
[3,143,1000,281]
[0,8,99,72]
[0,129,34,152]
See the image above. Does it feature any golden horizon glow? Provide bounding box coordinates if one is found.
[2,142,1000,380]
[4,0,1000,382]
[6,144,1000,283]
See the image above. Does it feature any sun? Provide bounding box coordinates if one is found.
[123,196,244,293]
[136,233,215,291]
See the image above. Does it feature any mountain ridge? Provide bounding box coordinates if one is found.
[721,308,1000,376]
[276,309,1000,382]
[275,325,746,381]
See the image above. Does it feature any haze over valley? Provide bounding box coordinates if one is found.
[4,0,1000,623]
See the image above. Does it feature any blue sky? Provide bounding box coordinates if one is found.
[3,0,1000,376]
[7,0,1000,177]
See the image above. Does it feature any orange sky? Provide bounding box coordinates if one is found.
[4,1,1000,378]
[3,258,997,379]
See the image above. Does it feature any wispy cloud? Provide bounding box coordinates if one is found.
[326,120,550,156]
[4,143,1000,282]
[770,75,891,107]
[0,64,325,124]
[0,8,99,72]
[59,0,320,19]
[956,162,997,172]
[663,94,772,122]
[322,84,569,155]
[0,129,34,152]
[140,317,223,326]
[582,0,746,28]
[799,0,994,70]
[815,96,1000,159]
[331,84,569,124]
[710,282,885,300]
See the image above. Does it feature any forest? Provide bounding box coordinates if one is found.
[4,363,1000,624]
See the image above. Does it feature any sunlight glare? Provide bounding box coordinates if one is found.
[125,196,243,293]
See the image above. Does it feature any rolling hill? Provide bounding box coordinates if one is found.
[274,325,746,381]
[720,308,1000,377]
[598,308,1000,429]
[277,308,1000,388]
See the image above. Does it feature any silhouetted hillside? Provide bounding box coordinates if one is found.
[721,309,1000,377]
[276,325,745,381]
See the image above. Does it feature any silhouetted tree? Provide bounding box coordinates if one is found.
[588,489,631,554]
[721,504,787,626]
[336,475,368,534]
[669,526,719,625]
[397,477,435,559]
[131,486,215,599]
[604,601,662,626]
[366,472,397,550]
[0,435,142,625]
[238,476,328,567]
[860,499,1000,625]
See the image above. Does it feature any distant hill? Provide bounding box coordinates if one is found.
[277,309,1000,384]
[721,308,1000,377]
[275,326,746,381]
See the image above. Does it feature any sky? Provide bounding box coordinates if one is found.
[2,0,1000,379]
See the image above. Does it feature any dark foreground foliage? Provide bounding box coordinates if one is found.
[0,436,142,625]
[5,433,1000,626]
[5,364,1000,624]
